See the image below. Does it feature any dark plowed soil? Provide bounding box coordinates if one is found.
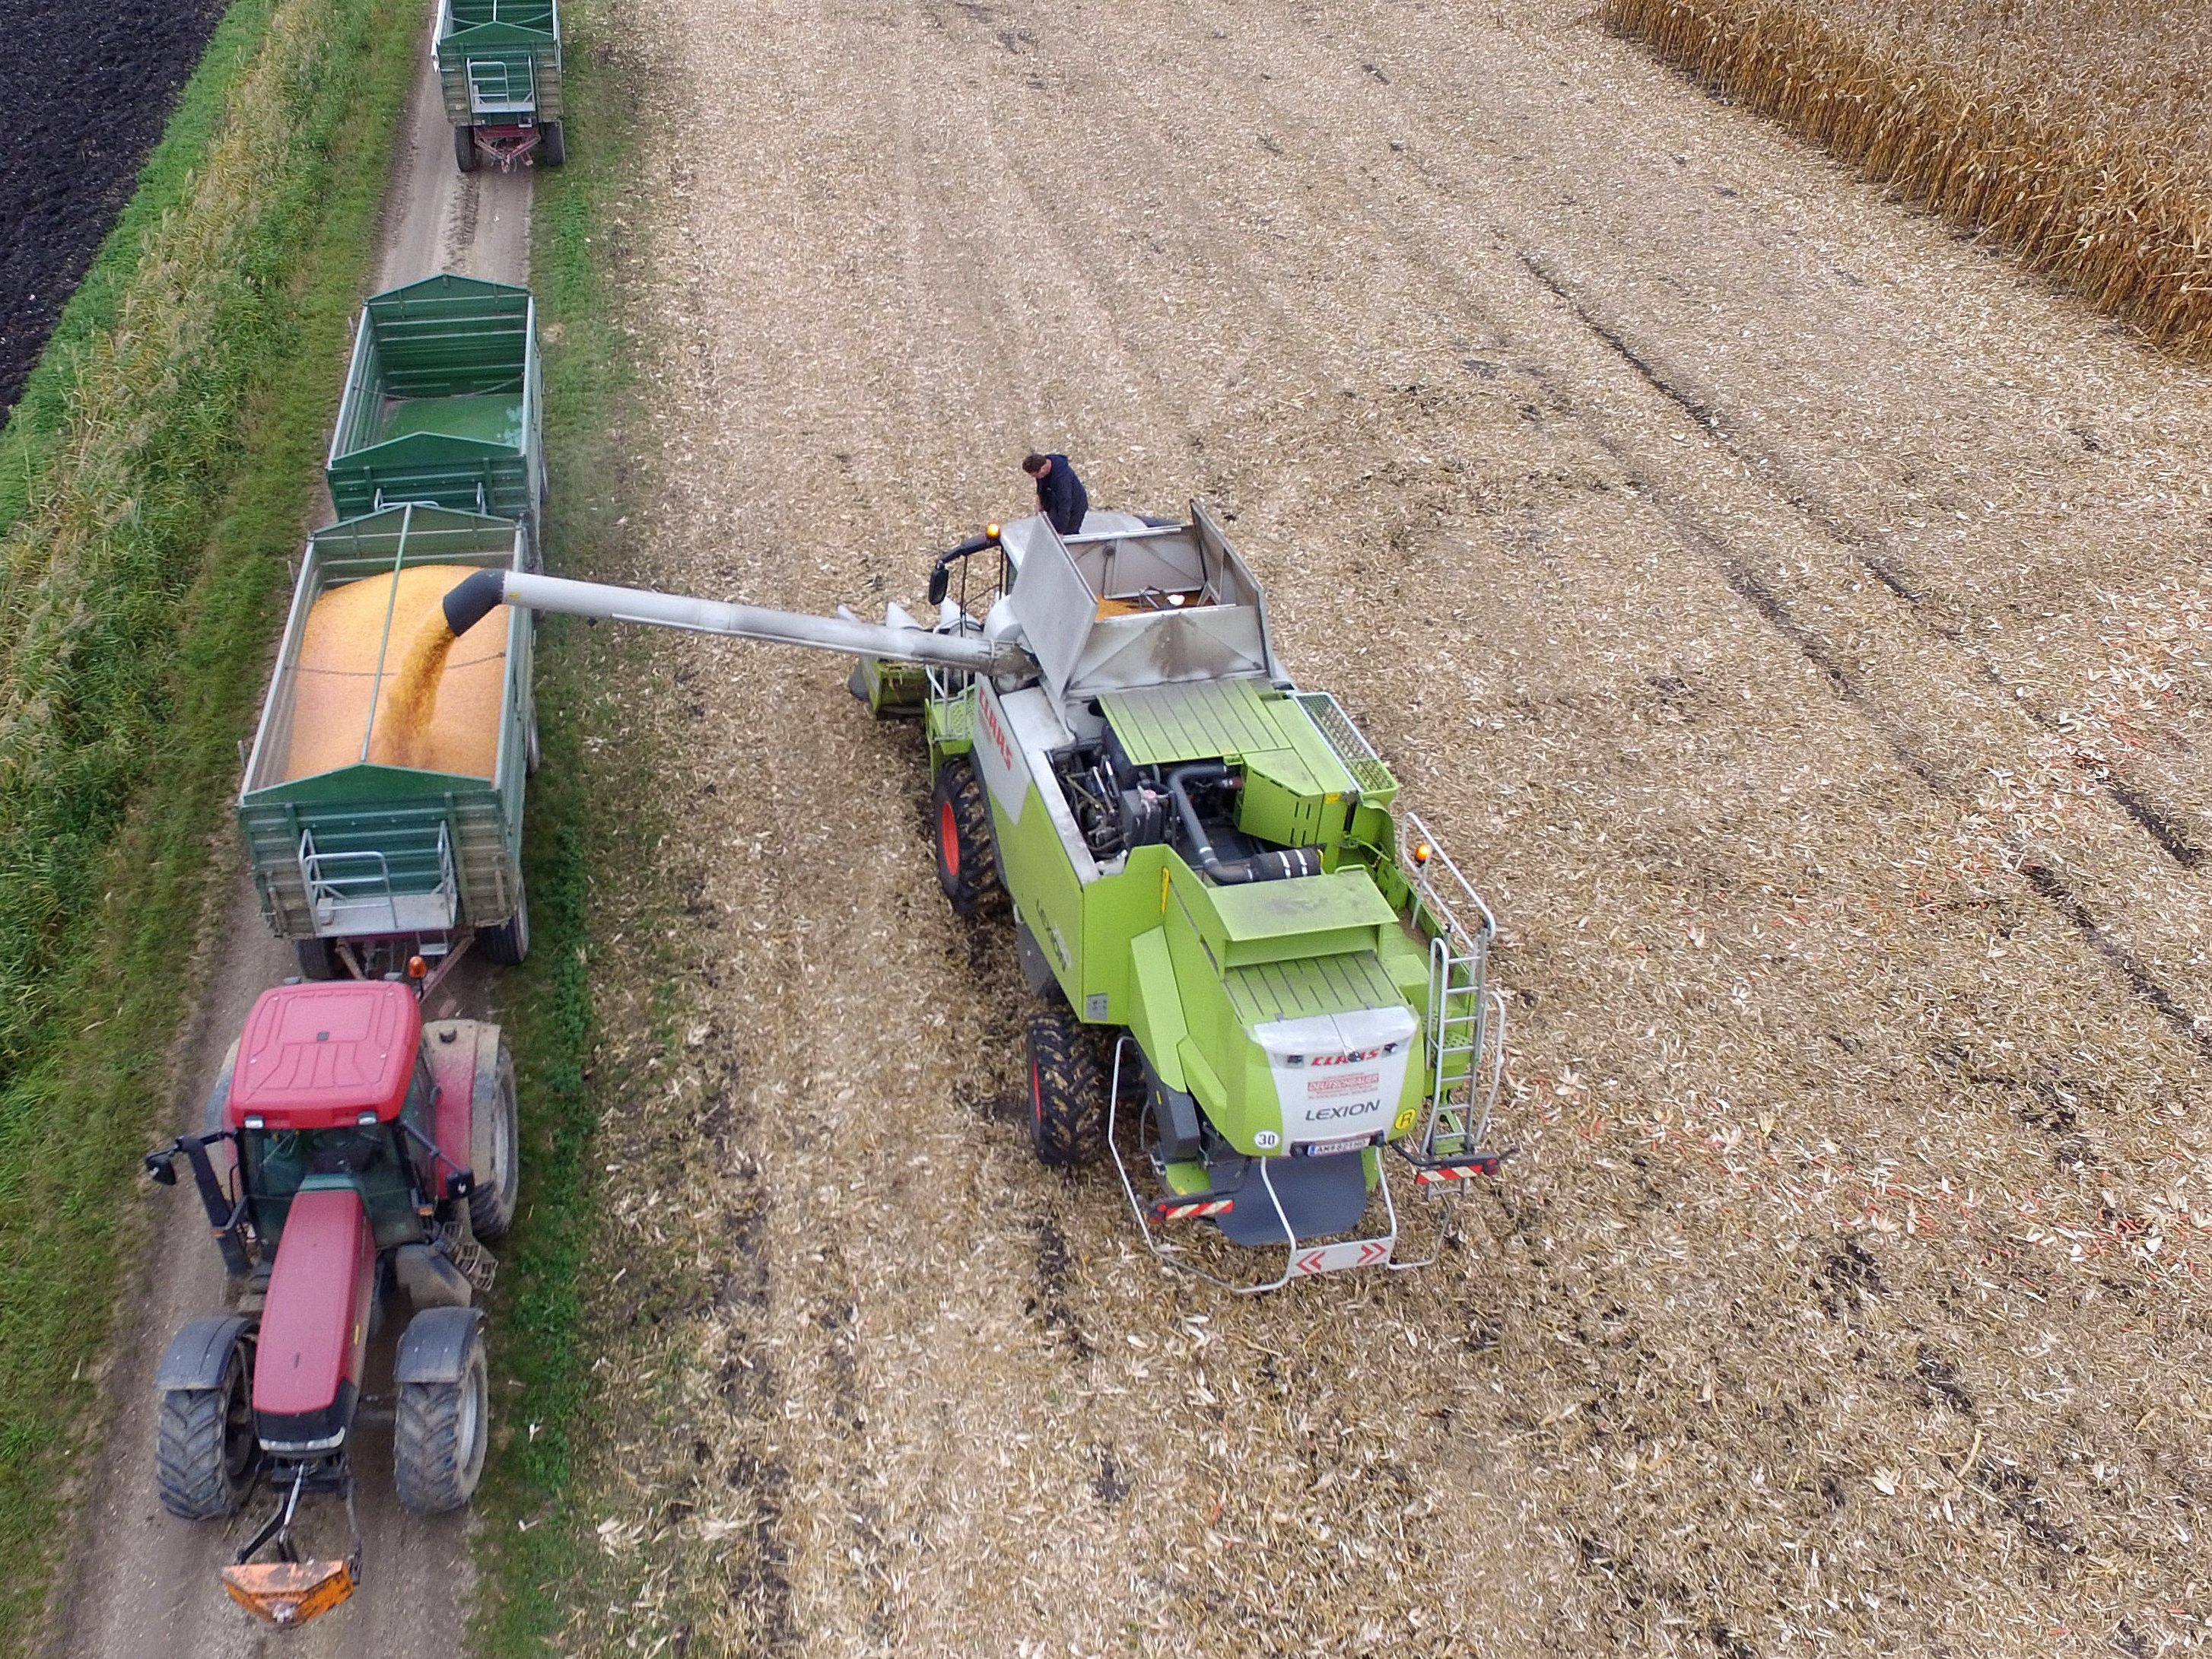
[0,0,228,415]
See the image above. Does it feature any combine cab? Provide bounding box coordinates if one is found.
[438,498,1506,1292]
[145,978,517,1629]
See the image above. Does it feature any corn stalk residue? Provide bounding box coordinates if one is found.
[1603,0,2212,361]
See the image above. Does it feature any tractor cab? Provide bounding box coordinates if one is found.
[225,980,437,1254]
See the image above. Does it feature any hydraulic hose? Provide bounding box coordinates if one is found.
[1165,762,1323,885]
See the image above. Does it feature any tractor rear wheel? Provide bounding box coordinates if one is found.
[479,885,530,966]
[454,123,478,173]
[1027,1003,1106,1168]
[469,1041,520,1239]
[156,1340,256,1520]
[932,758,1000,914]
[394,1324,489,1513]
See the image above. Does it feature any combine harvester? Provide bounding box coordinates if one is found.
[438,503,1509,1292]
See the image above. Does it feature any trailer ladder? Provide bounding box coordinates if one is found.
[299,822,459,936]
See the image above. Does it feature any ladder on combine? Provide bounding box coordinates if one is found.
[1398,812,1507,1181]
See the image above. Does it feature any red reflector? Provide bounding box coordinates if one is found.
[1415,1162,1494,1186]
[1152,1197,1235,1223]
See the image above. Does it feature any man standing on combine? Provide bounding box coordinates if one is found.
[1023,451,1089,536]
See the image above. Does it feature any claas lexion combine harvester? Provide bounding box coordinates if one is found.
[439,501,1511,1292]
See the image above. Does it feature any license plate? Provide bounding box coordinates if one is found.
[1298,1134,1371,1158]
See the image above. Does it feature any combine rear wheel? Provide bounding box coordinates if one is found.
[933,758,1000,914]
[156,1339,256,1520]
[1028,1003,1106,1167]
[394,1323,489,1513]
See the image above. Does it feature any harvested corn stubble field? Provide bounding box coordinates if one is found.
[1603,0,2212,361]
[549,0,2212,1653]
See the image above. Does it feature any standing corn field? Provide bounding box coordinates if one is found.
[1603,0,2212,361]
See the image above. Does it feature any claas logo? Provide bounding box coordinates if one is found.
[1310,1047,1383,1067]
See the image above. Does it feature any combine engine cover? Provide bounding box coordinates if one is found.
[1252,1005,1419,1150]
[253,1186,376,1452]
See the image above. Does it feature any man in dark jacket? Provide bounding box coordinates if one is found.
[1022,452,1089,536]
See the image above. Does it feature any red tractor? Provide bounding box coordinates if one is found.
[144,977,519,1630]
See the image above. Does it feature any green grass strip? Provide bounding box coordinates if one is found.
[472,2,662,1647]
[0,0,283,542]
[0,0,421,1646]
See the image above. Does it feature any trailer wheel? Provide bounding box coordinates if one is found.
[454,124,478,173]
[468,1041,520,1239]
[525,710,542,778]
[541,120,566,167]
[294,937,339,980]
[932,758,1000,914]
[393,1324,489,1513]
[155,1339,256,1520]
[479,885,530,967]
[1027,1003,1106,1168]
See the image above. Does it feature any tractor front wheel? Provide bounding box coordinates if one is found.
[156,1339,256,1520]
[1027,1004,1106,1168]
[933,758,1000,914]
[394,1324,489,1513]
[294,937,340,980]
[469,1041,520,1239]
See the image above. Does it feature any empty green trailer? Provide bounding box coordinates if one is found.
[325,274,545,546]
[435,0,565,171]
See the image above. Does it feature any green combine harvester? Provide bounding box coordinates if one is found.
[438,504,1506,1291]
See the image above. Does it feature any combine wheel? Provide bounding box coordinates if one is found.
[468,1040,520,1239]
[394,1318,489,1513]
[454,124,478,173]
[479,885,530,967]
[155,1337,256,1520]
[932,758,1000,914]
[1027,1003,1106,1168]
[541,121,566,167]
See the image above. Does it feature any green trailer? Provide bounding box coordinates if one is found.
[238,504,537,981]
[326,275,545,547]
[434,0,564,172]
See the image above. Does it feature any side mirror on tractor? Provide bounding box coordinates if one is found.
[447,1169,476,1199]
[926,563,951,607]
[145,1149,179,1186]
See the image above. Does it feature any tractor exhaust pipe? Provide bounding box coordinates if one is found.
[442,569,1024,674]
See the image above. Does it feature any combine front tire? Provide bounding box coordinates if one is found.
[1028,1004,1106,1168]
[155,1337,256,1521]
[933,758,1000,914]
[454,124,478,173]
[394,1317,489,1513]
[468,1041,520,1239]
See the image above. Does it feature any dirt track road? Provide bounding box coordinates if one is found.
[559,0,2212,1654]
[37,13,529,1656]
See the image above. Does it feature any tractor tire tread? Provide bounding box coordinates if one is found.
[933,758,1002,916]
[468,1043,520,1239]
[1028,1005,1107,1168]
[393,1341,488,1514]
[156,1384,245,1520]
